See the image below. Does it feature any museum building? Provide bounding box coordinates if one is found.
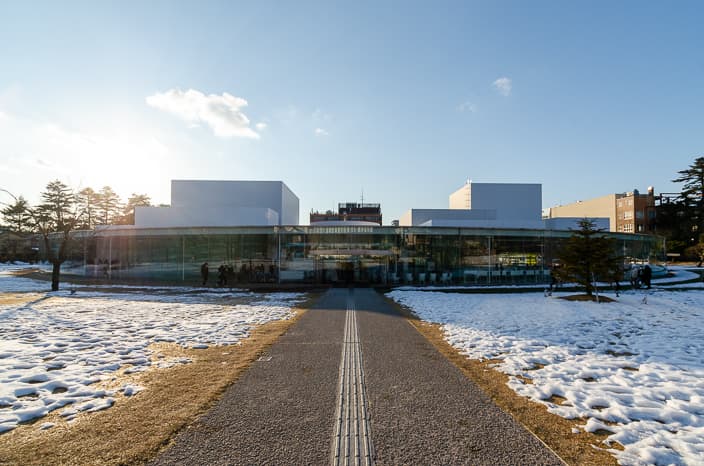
[63,180,660,285]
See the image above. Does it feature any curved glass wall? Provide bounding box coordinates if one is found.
[60,226,662,286]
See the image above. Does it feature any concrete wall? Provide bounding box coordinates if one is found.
[280,182,300,225]
[403,182,543,229]
[468,183,542,222]
[449,183,470,209]
[134,206,279,228]
[399,208,545,229]
[546,194,617,232]
[135,180,298,227]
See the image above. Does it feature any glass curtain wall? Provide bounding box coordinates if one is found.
[57,226,659,285]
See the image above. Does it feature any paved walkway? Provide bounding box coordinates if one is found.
[153,288,564,465]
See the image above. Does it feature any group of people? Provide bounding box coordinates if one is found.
[630,264,652,289]
[200,261,277,286]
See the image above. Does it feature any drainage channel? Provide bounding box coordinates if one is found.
[330,290,375,466]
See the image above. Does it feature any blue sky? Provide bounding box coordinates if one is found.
[1,1,702,224]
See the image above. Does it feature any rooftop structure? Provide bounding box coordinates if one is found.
[135,180,299,228]
[310,202,382,225]
[401,181,544,229]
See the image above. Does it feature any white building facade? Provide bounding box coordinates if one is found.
[401,181,544,229]
[135,180,299,228]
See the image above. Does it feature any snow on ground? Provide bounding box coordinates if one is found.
[0,274,305,434]
[0,272,258,300]
[388,289,704,466]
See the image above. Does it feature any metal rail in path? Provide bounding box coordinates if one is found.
[331,290,375,466]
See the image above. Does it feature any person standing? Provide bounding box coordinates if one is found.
[200,262,209,286]
[218,264,226,287]
[630,266,640,289]
[642,264,652,289]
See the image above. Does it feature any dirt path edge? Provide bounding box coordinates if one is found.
[383,295,618,466]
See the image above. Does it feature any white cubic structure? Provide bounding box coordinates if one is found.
[135,180,299,228]
[401,181,544,229]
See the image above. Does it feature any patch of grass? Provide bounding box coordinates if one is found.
[0,293,318,465]
[560,294,616,303]
[386,297,618,466]
[0,293,43,306]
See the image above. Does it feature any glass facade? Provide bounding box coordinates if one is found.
[60,226,661,286]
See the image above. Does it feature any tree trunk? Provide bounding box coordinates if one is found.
[51,261,61,291]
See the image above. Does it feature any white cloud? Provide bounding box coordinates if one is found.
[458,101,477,113]
[146,89,259,139]
[492,77,512,96]
[314,127,329,136]
[255,122,267,131]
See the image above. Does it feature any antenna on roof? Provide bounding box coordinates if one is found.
[361,188,364,204]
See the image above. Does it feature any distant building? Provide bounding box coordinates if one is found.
[0,230,38,262]
[310,203,382,225]
[134,180,299,227]
[545,187,656,233]
[401,181,544,229]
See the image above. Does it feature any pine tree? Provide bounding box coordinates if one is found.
[119,193,152,225]
[673,156,704,239]
[96,186,122,225]
[77,187,99,229]
[34,180,83,291]
[1,196,32,232]
[556,219,622,297]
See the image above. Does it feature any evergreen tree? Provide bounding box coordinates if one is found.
[673,156,704,240]
[96,186,122,225]
[119,193,152,225]
[77,187,99,229]
[555,219,622,297]
[1,196,32,232]
[34,180,83,291]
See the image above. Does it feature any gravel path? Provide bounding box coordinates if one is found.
[151,290,345,465]
[153,288,564,465]
[354,288,564,465]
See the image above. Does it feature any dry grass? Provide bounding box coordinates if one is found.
[387,298,618,466]
[560,294,616,303]
[0,294,318,466]
[0,294,43,306]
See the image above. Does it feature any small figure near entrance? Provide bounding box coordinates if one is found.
[217,264,227,287]
[200,262,209,286]
[642,264,652,289]
[630,265,641,289]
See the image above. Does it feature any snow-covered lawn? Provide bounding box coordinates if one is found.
[0,274,305,434]
[388,289,704,466]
